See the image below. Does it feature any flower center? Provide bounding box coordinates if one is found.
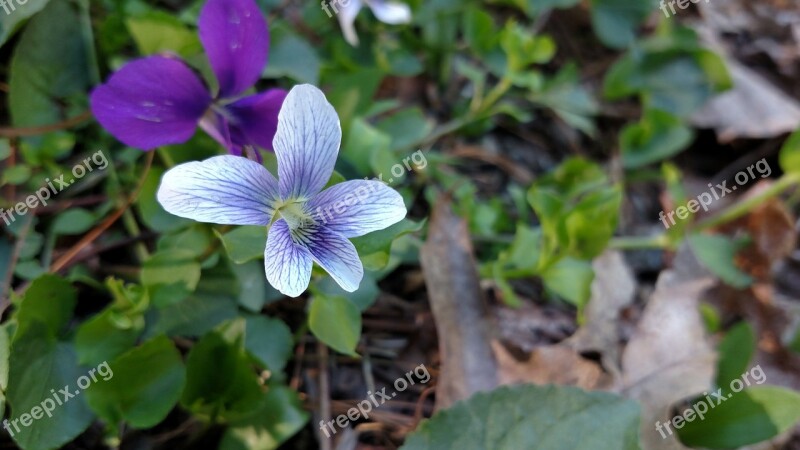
[276,201,316,231]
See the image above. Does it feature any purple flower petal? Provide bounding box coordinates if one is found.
[304,226,363,292]
[308,180,406,237]
[157,155,279,225]
[90,56,211,150]
[198,112,240,155]
[226,88,288,151]
[199,0,268,98]
[265,219,313,297]
[274,85,341,200]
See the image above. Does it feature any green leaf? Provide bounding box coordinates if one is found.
[401,384,641,449]
[217,226,268,264]
[590,0,654,49]
[0,0,51,47]
[141,249,202,291]
[220,384,309,450]
[317,271,380,311]
[126,11,201,56]
[51,208,95,235]
[678,386,800,449]
[75,309,142,367]
[532,64,598,136]
[688,234,753,289]
[232,260,272,312]
[14,274,76,338]
[778,128,800,175]
[309,295,361,356]
[376,108,434,151]
[541,257,594,307]
[263,23,320,84]
[0,324,9,417]
[351,218,423,257]
[341,118,393,176]
[621,108,694,168]
[146,261,239,338]
[181,329,264,421]
[136,166,192,233]
[8,0,94,127]
[7,323,94,450]
[243,315,293,373]
[85,336,185,429]
[716,322,756,389]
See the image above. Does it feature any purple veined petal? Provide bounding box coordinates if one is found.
[199,0,269,98]
[274,84,341,201]
[366,0,412,24]
[265,219,313,297]
[226,88,288,151]
[303,226,363,292]
[156,155,279,225]
[198,111,242,155]
[90,56,211,150]
[307,180,406,238]
[336,0,363,46]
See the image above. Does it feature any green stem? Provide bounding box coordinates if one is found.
[608,234,670,250]
[695,174,800,230]
[157,147,177,169]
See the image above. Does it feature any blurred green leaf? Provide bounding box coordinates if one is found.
[778,128,800,175]
[85,336,185,429]
[182,328,264,421]
[7,323,93,450]
[8,0,94,127]
[126,11,201,56]
[678,386,800,449]
[51,208,95,235]
[0,0,51,47]
[376,108,434,151]
[309,295,361,356]
[541,256,594,307]
[590,0,654,49]
[141,249,202,291]
[716,322,756,389]
[243,315,293,373]
[220,384,309,450]
[402,384,641,449]
[621,108,694,168]
[75,309,142,367]
[14,274,76,338]
[688,234,753,289]
[217,226,267,264]
[263,23,320,84]
[351,218,424,270]
[136,167,192,233]
[340,118,393,176]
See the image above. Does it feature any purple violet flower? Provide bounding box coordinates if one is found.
[156,84,407,297]
[90,0,286,156]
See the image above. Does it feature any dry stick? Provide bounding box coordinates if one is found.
[50,151,155,274]
[318,342,332,450]
[0,111,92,138]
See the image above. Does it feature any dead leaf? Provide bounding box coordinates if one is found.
[621,245,716,450]
[493,341,611,390]
[420,196,498,410]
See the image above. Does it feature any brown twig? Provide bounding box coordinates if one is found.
[0,111,93,138]
[318,342,332,450]
[49,151,154,274]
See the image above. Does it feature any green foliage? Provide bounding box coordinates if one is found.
[716,322,756,389]
[678,386,800,449]
[779,128,800,175]
[402,384,642,449]
[688,234,754,289]
[309,295,362,356]
[85,336,185,429]
[621,109,694,168]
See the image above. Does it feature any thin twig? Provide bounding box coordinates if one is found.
[0,111,92,138]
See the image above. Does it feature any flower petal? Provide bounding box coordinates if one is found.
[367,0,412,24]
[265,219,313,297]
[198,112,241,155]
[274,84,341,200]
[336,0,363,46]
[308,180,407,237]
[90,56,210,150]
[199,0,268,98]
[303,227,363,292]
[226,89,288,151]
[157,155,279,225]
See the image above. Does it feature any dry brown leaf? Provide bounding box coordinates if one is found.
[621,245,716,450]
[420,196,498,410]
[493,341,611,390]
